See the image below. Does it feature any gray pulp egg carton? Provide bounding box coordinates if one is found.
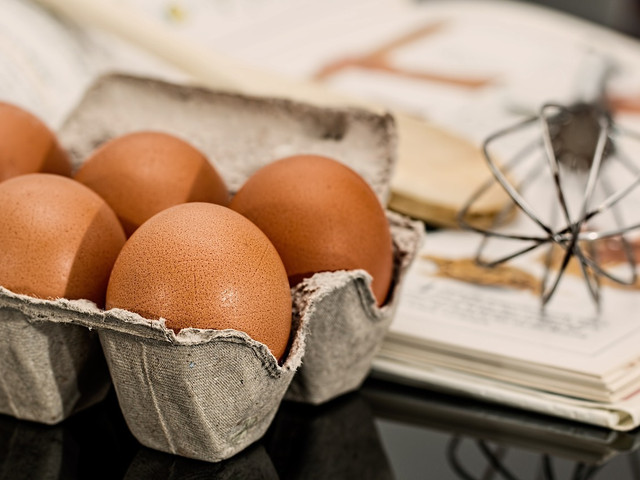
[0,73,423,462]
[0,288,305,461]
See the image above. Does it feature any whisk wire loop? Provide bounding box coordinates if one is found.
[458,99,640,310]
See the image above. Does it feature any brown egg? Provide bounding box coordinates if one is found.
[0,174,126,306]
[230,154,394,306]
[0,102,72,182]
[74,131,229,236]
[106,202,292,360]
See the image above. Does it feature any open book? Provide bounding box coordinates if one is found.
[373,226,640,431]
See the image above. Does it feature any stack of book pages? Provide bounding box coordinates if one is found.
[374,229,640,431]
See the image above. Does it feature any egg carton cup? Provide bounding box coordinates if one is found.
[0,296,110,425]
[0,287,307,462]
[0,73,423,461]
[286,210,423,405]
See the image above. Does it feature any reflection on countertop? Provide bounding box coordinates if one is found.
[265,392,393,480]
[364,378,640,479]
[0,390,136,479]
[3,380,640,479]
[0,388,393,480]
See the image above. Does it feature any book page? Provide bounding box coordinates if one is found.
[390,230,640,379]
[116,0,640,143]
[372,356,640,431]
[0,0,104,126]
[1,0,185,127]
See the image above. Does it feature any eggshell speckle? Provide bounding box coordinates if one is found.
[0,173,126,306]
[74,131,229,236]
[106,202,292,360]
[230,154,394,306]
[0,102,72,182]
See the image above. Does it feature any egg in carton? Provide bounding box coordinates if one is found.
[0,73,423,461]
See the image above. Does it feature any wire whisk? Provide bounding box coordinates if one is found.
[457,55,640,310]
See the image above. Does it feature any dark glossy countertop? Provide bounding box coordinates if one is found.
[3,378,640,479]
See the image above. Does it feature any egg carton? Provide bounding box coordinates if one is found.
[0,289,305,460]
[0,73,423,462]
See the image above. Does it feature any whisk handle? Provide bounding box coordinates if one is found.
[574,52,615,106]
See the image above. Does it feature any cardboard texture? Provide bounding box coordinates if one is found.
[98,316,305,462]
[0,306,110,424]
[0,73,423,462]
[0,286,307,462]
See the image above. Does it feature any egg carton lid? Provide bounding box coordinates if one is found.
[59,73,397,204]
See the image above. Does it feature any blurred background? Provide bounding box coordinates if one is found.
[523,0,640,37]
